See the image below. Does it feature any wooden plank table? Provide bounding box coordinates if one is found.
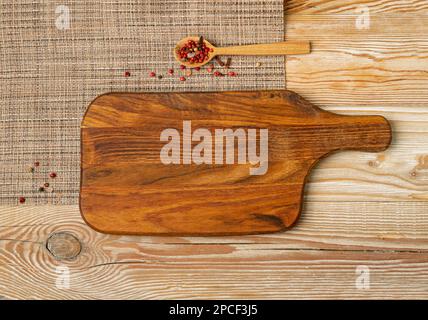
[1,0,428,299]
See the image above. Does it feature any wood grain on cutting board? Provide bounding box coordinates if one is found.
[80,91,390,235]
[1,0,428,299]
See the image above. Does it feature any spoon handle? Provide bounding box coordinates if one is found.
[215,41,310,56]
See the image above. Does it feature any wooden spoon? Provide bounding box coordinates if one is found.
[174,36,311,68]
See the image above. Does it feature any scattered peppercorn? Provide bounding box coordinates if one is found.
[124,71,131,77]
[44,182,50,188]
[49,172,57,178]
[39,187,45,192]
[214,56,225,66]
[198,35,204,46]
[34,161,40,167]
[19,197,25,204]
[225,58,232,68]
[149,53,234,82]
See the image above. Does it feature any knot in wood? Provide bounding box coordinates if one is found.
[46,232,82,260]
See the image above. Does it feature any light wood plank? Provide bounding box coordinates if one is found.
[1,204,428,251]
[285,15,428,106]
[0,205,428,299]
[2,250,428,299]
[286,0,428,15]
[306,130,428,202]
[283,7,428,202]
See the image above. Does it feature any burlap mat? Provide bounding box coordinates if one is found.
[0,0,285,205]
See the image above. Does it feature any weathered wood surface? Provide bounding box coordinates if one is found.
[1,204,428,299]
[1,0,428,299]
[286,0,428,14]
[286,15,428,106]
[283,3,428,202]
[81,91,390,235]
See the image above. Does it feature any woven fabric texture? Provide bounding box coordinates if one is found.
[0,0,285,205]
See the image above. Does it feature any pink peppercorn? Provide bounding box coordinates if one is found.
[177,38,210,65]
[195,67,201,71]
[207,67,213,73]
[124,71,131,77]
[34,161,40,167]
[179,76,186,81]
[180,65,186,70]
[49,172,57,179]
[149,71,156,77]
[213,71,223,77]
[19,197,25,204]
[168,69,174,75]
[228,71,236,77]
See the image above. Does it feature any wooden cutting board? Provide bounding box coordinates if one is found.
[80,90,391,235]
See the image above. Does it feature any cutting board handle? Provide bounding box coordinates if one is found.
[326,114,392,153]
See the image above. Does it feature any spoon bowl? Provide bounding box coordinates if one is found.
[174,36,311,68]
[173,36,216,68]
